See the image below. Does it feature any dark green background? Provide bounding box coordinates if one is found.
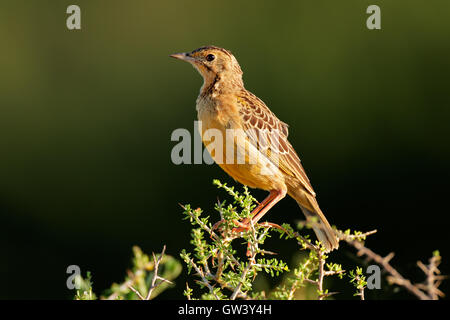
[1,1,449,299]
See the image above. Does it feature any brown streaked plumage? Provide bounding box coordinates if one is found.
[170,46,339,252]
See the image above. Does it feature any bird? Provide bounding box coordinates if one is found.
[170,46,339,252]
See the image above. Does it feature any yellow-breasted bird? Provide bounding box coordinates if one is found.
[170,46,339,252]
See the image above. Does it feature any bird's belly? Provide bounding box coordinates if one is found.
[218,161,285,191]
[198,115,286,191]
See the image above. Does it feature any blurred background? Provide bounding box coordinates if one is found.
[0,0,449,299]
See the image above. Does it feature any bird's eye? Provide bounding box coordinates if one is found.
[206,54,215,62]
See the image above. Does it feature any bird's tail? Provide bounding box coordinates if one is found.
[290,189,339,252]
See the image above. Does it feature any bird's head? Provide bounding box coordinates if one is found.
[170,46,243,91]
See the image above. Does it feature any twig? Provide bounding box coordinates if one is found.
[317,250,326,300]
[188,257,220,300]
[287,259,313,300]
[343,233,427,299]
[104,273,135,300]
[416,254,446,299]
[230,258,254,300]
[230,216,259,300]
[185,282,192,300]
[127,284,146,300]
[180,204,222,242]
[341,231,446,300]
[112,245,173,301]
[352,272,366,300]
[145,245,173,300]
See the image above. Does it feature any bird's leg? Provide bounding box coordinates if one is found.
[251,189,286,225]
[216,190,276,233]
[232,190,279,231]
[232,189,286,233]
[244,190,278,218]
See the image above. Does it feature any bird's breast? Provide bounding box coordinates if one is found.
[195,95,286,191]
[196,94,239,131]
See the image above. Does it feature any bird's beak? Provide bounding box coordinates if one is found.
[169,52,194,62]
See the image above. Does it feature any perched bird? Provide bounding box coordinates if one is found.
[170,46,339,252]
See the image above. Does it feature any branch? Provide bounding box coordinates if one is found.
[187,257,220,300]
[145,245,173,300]
[416,253,446,299]
[127,245,173,301]
[341,231,446,300]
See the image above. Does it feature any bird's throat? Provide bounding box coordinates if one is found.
[200,74,221,97]
[200,73,244,98]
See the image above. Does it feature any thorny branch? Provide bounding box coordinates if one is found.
[127,245,174,300]
[341,231,446,300]
[180,181,446,300]
[182,203,266,300]
[416,255,446,299]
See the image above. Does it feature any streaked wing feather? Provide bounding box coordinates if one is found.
[237,91,316,196]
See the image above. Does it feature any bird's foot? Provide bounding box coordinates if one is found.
[211,219,226,231]
[231,219,251,233]
[231,220,286,233]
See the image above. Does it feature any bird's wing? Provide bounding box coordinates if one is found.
[237,90,316,196]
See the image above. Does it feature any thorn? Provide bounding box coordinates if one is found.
[384,252,395,263]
